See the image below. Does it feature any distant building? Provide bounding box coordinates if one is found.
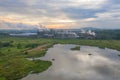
[8,25,96,39]
[78,29,96,39]
[54,30,79,39]
[9,33,37,36]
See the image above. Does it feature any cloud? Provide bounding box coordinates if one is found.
[85,7,120,29]
[68,0,108,9]
[0,21,38,30]
[0,0,119,29]
[95,10,120,20]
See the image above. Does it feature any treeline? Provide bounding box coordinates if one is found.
[95,29,120,40]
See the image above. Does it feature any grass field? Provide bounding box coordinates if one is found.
[0,37,120,80]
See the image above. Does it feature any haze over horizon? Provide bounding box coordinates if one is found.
[0,0,120,29]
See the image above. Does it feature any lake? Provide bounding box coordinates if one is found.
[22,44,120,80]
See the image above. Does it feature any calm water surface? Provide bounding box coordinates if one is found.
[22,44,120,80]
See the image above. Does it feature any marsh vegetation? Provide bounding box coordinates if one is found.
[0,37,120,80]
[71,46,80,50]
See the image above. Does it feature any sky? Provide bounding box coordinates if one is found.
[0,0,120,29]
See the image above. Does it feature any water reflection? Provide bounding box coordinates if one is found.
[22,44,120,80]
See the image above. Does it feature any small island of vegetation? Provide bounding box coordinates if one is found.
[71,46,80,50]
